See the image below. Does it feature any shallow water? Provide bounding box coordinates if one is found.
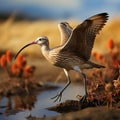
[0,83,84,120]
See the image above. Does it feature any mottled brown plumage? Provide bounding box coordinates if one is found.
[15,13,109,102]
[61,13,108,60]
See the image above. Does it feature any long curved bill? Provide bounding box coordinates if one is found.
[14,41,37,60]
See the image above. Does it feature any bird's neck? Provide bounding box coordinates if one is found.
[40,44,50,59]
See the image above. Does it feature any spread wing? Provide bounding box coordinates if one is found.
[59,22,73,46]
[61,13,109,60]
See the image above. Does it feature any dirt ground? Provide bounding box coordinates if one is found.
[27,107,120,120]
[24,58,120,120]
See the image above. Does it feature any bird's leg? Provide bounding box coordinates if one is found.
[74,66,88,102]
[51,69,71,102]
[80,72,88,102]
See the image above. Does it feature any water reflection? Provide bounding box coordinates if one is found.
[0,83,84,120]
[4,93,37,116]
[0,91,40,120]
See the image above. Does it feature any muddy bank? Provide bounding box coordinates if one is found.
[27,107,120,120]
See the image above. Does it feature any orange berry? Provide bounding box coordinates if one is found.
[24,65,35,77]
[113,59,119,68]
[110,52,116,61]
[0,55,7,67]
[22,58,27,67]
[17,54,24,62]
[107,39,114,50]
[6,50,13,62]
[92,51,97,57]
[11,64,21,75]
[96,53,103,61]
[24,65,31,72]
[17,54,27,68]
[25,66,35,73]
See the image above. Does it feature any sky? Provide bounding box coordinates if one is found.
[0,0,120,20]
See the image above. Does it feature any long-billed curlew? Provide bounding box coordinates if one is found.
[15,13,109,102]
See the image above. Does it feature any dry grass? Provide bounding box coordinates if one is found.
[0,16,120,58]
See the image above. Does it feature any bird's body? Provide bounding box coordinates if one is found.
[15,13,109,102]
[41,45,103,70]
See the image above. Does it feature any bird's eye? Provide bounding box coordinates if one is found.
[39,38,42,41]
[63,23,67,26]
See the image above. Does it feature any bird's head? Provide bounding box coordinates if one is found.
[14,36,49,59]
[35,36,49,46]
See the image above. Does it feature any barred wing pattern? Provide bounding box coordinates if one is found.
[61,13,108,60]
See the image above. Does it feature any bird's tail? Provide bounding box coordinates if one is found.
[88,61,105,68]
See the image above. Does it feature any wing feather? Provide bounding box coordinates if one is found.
[61,13,109,60]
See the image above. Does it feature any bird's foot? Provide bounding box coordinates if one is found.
[51,92,63,102]
[76,94,88,103]
[80,94,88,103]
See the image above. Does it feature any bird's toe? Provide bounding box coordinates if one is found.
[51,92,62,102]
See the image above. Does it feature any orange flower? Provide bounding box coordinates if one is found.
[113,59,119,68]
[92,51,97,57]
[17,54,27,68]
[17,54,24,63]
[0,55,7,67]
[107,39,114,50]
[18,57,27,68]
[110,50,119,61]
[11,64,21,75]
[96,53,103,61]
[6,50,13,62]
[24,65,35,77]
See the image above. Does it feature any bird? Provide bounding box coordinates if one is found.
[15,13,109,102]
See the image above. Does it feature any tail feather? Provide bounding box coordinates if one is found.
[94,64,105,68]
[89,61,105,68]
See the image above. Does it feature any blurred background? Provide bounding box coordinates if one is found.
[0,0,120,57]
[0,1,120,119]
[1,0,120,20]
